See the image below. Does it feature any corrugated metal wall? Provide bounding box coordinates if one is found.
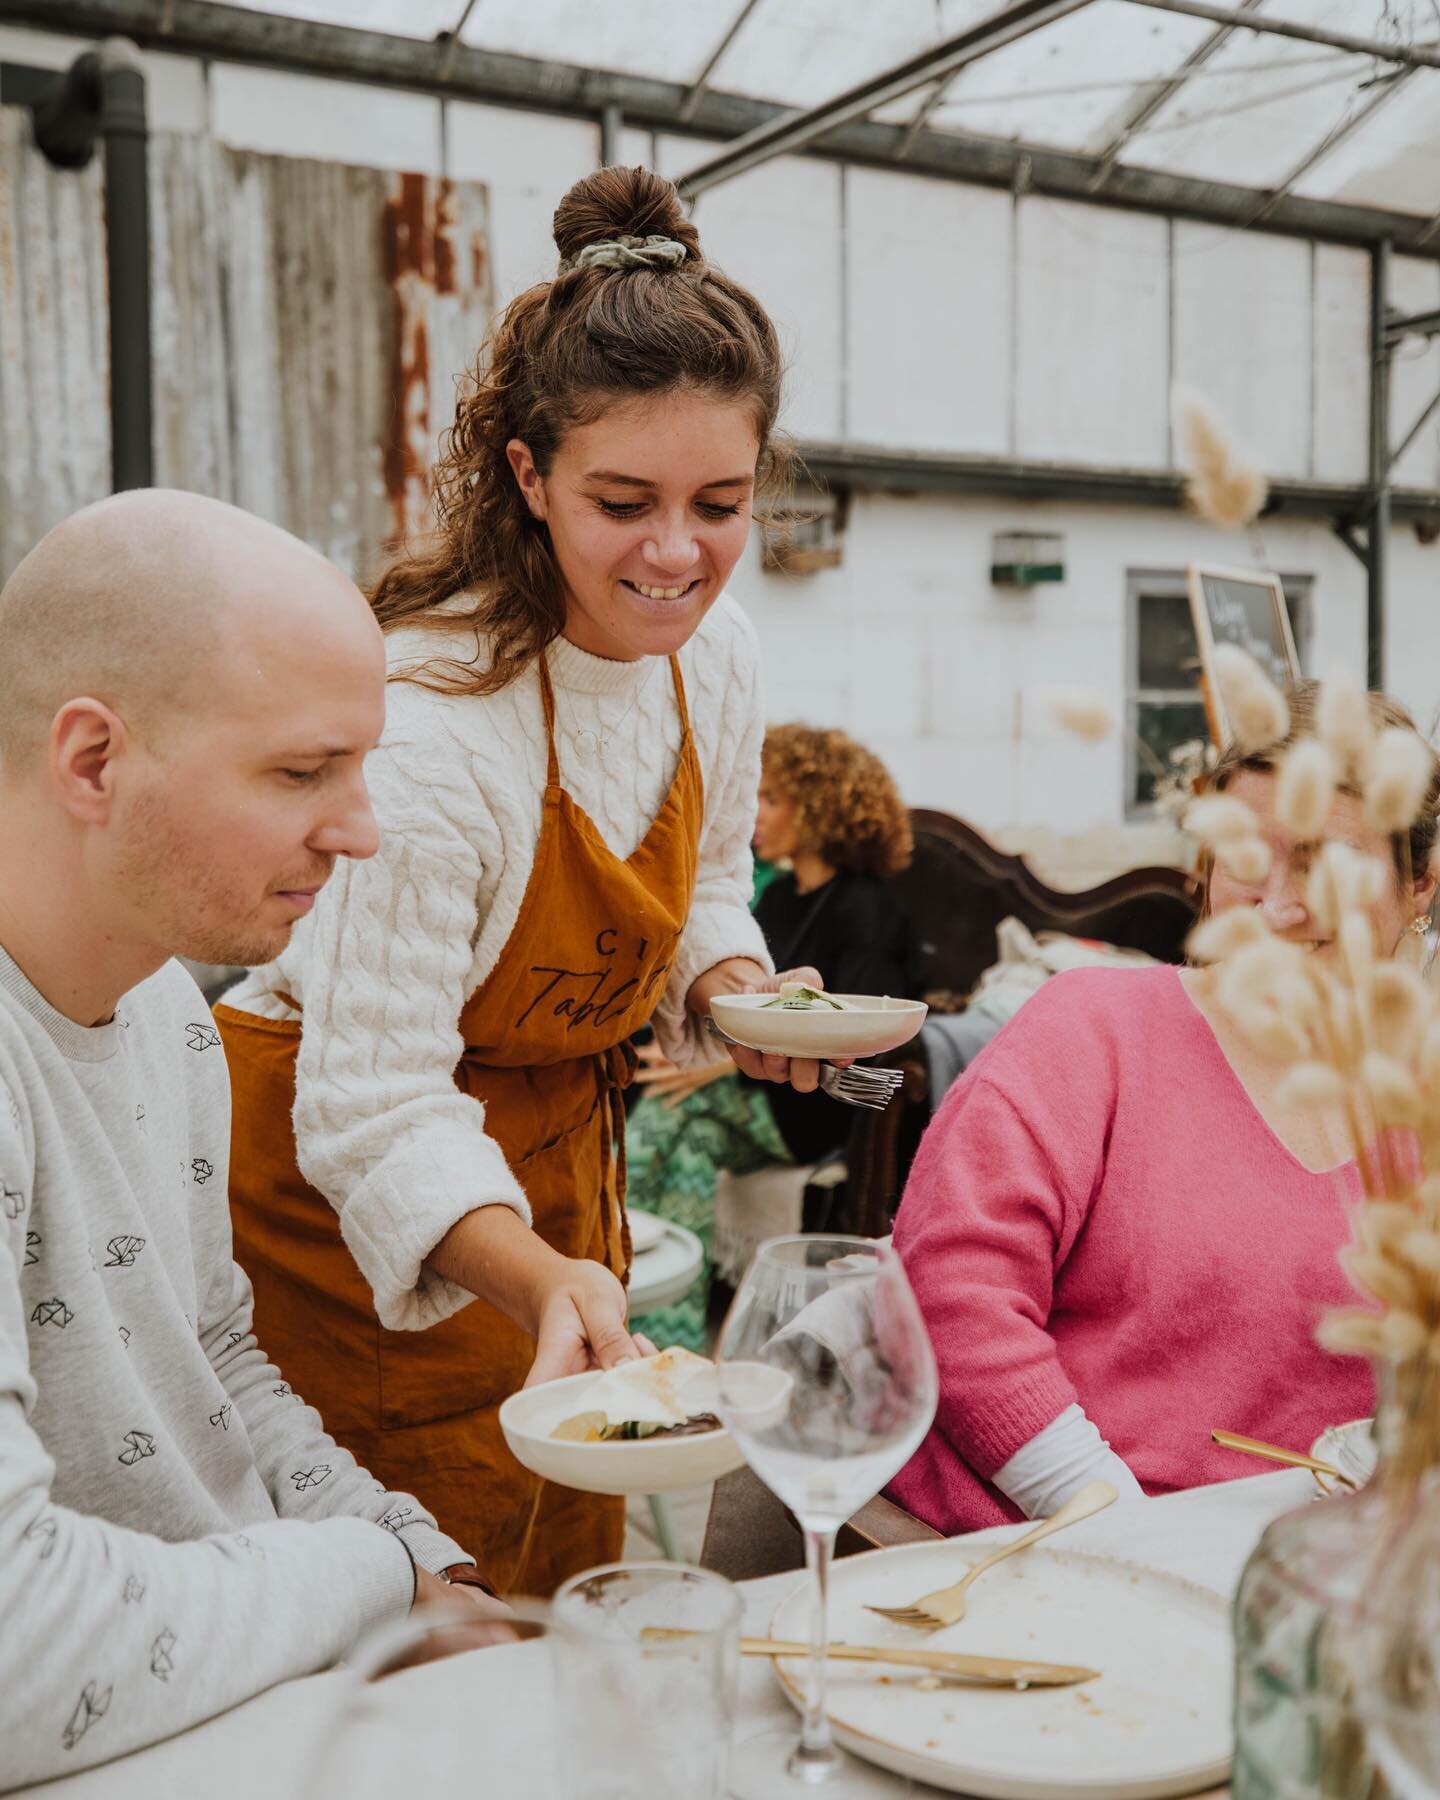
[0,108,111,582]
[0,114,493,584]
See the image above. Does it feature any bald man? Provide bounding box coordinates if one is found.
[0,493,509,1790]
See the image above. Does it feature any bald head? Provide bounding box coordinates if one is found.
[0,489,374,767]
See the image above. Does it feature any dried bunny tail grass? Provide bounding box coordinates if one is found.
[1216,938,1317,1062]
[1177,393,1269,529]
[1323,982,1366,1068]
[1213,835,1271,883]
[1318,1309,1431,1361]
[1307,841,1389,935]
[1360,1051,1423,1128]
[1343,1244,1427,1312]
[1339,909,1376,984]
[1356,1199,1423,1256]
[1400,1226,1440,1277]
[1364,726,1434,835]
[1274,739,1336,841]
[1276,1061,1347,1108]
[1183,794,1261,846]
[1043,687,1114,743]
[1212,644,1290,752]
[1317,668,1375,782]
[1186,908,1272,964]
[1363,961,1430,1062]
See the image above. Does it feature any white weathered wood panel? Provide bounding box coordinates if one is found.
[1311,244,1369,487]
[1172,222,1313,481]
[0,107,110,583]
[845,168,1012,455]
[445,102,599,305]
[1388,255,1440,493]
[1015,197,1168,468]
[658,136,844,443]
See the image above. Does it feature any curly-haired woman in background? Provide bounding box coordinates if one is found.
[629,723,914,1350]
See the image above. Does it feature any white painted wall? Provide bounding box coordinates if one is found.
[5,21,1440,860]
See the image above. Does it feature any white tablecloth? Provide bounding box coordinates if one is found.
[12,1469,1313,1800]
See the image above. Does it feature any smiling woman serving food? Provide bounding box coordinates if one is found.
[215,167,823,1593]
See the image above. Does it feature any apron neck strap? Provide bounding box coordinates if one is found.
[536,654,562,790]
[667,654,691,736]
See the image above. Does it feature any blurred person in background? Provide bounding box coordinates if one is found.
[629,724,914,1350]
[216,167,834,1595]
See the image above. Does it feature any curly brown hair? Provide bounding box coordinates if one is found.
[370,165,791,695]
[763,724,912,878]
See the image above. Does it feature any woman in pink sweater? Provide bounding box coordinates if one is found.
[891,683,1439,1533]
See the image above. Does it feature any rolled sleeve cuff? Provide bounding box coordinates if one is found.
[336,1135,532,1333]
[395,1521,473,1577]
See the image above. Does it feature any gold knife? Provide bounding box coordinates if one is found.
[643,1629,1096,1687]
[1210,1428,1355,1487]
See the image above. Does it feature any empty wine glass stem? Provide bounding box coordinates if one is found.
[790,1525,844,1784]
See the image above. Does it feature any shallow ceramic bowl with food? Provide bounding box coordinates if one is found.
[626,1207,667,1255]
[710,992,928,1060]
[499,1366,745,1497]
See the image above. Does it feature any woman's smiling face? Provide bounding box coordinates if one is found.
[506,387,760,663]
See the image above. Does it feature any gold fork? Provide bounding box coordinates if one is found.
[865,1479,1119,1632]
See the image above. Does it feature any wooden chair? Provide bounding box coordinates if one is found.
[826,810,1201,1239]
[700,1465,941,1582]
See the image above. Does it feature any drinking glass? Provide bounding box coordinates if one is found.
[550,1562,742,1799]
[714,1234,938,1795]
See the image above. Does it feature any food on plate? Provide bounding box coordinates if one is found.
[550,1346,723,1443]
[760,982,850,1012]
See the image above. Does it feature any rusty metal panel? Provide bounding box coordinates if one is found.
[0,106,111,584]
[149,135,493,584]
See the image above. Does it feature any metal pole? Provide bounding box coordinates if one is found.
[1369,238,1392,692]
[1123,0,1440,70]
[600,101,623,166]
[99,40,152,492]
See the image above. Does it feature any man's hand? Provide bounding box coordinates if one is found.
[686,959,852,1093]
[524,1256,655,1388]
[387,1568,521,1668]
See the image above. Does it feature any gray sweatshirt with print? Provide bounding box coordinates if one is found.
[0,950,471,1790]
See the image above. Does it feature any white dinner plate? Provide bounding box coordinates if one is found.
[626,1207,667,1255]
[1310,1418,1376,1490]
[768,1541,1232,1799]
[711,992,927,1060]
[498,1364,744,1496]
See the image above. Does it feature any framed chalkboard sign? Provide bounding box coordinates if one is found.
[1186,562,1301,747]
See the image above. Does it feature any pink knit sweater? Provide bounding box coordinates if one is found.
[890,964,1375,1533]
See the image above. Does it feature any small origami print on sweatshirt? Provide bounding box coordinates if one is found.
[23,1515,57,1560]
[185,1022,222,1053]
[3,1182,25,1220]
[291,1464,331,1492]
[122,1575,145,1604]
[273,1381,302,1402]
[379,1505,414,1533]
[149,1628,177,1683]
[225,1330,244,1350]
[209,1403,232,1432]
[31,1297,73,1329]
[118,1430,157,1467]
[104,1234,146,1268]
[191,1157,215,1185]
[118,1325,131,1349]
[24,1230,40,1266]
[62,1682,111,1752]
[134,1104,147,1135]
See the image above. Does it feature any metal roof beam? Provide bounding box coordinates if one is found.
[11,0,1440,257]
[676,0,1094,199]
[1122,0,1440,71]
[1245,67,1416,228]
[677,0,764,124]
[1087,0,1260,192]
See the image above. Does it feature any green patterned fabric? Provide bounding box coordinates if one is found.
[626,1072,792,1351]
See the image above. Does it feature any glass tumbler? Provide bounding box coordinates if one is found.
[550,1561,742,1799]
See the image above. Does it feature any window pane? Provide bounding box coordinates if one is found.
[1137,591,1200,690]
[1133,700,1210,810]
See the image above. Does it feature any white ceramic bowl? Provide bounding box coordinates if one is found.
[626,1207,667,1255]
[499,1366,745,1497]
[1310,1418,1377,1489]
[710,992,928,1060]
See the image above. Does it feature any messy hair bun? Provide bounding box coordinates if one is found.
[372,164,790,698]
[552,165,702,269]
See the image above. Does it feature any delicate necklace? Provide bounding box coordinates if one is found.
[562,662,655,765]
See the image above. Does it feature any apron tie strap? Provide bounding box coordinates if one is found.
[596,1042,636,1283]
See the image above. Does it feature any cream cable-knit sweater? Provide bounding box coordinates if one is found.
[226,593,769,1334]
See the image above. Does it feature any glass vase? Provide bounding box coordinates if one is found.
[1231,1361,1440,1800]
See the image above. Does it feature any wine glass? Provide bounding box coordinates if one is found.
[713,1234,938,1796]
